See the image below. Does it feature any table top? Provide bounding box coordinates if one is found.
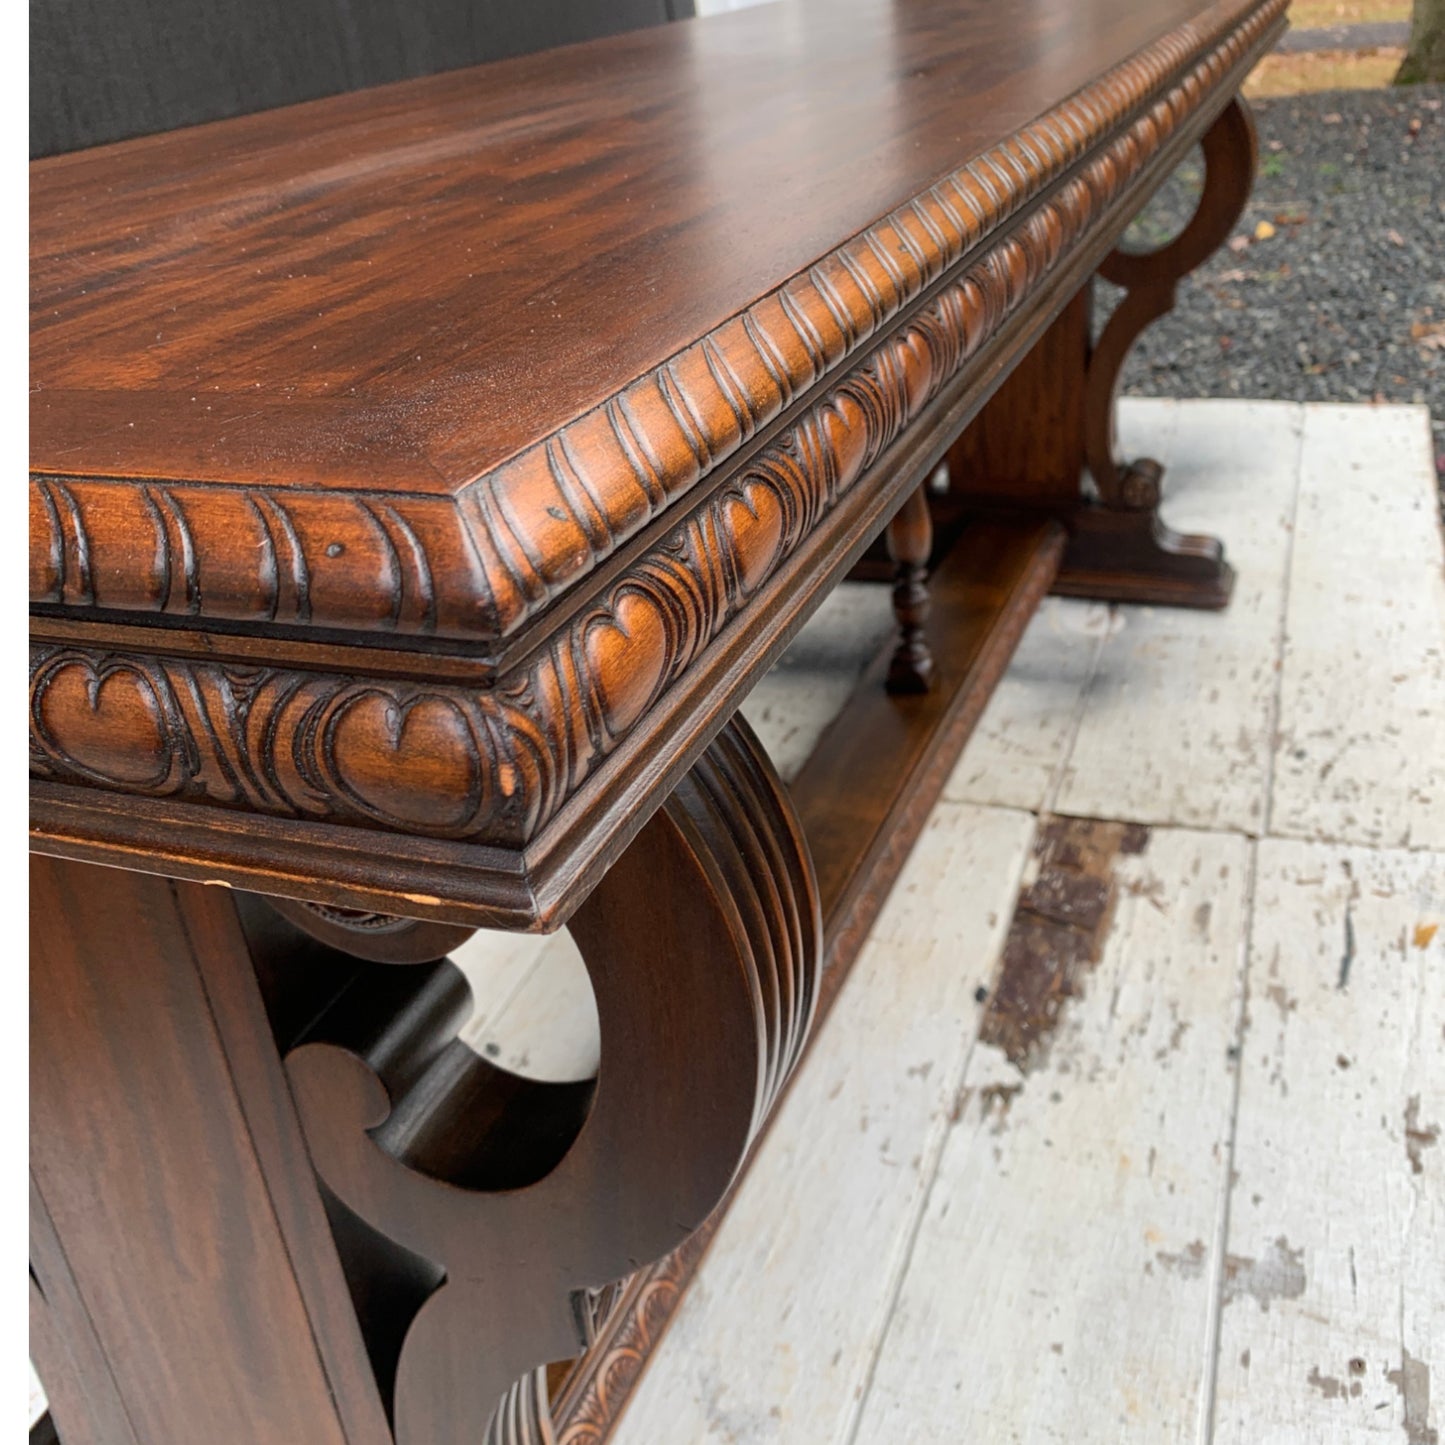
[31,0,1261,648]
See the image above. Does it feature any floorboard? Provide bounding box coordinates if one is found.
[610,804,1036,1445]
[601,400,1443,1445]
[1212,839,1443,1445]
[1054,400,1306,834]
[852,826,1253,1445]
[1269,404,1445,850]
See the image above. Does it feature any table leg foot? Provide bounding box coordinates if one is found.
[1064,96,1255,609]
[1053,472,1236,609]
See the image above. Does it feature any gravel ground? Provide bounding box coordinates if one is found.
[1120,83,1445,478]
[1275,21,1410,51]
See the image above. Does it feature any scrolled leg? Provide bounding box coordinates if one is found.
[1056,95,1259,609]
[282,713,821,1444]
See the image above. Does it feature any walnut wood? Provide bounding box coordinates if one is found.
[29,857,389,1445]
[798,520,1066,935]
[29,3,1288,1441]
[946,287,1095,512]
[28,0,1287,932]
[1053,94,1259,608]
[284,714,817,1445]
[885,485,935,695]
[32,718,819,1445]
[945,97,1259,611]
[1085,96,1260,512]
[32,0,1274,655]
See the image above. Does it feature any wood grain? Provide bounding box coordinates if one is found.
[29,858,376,1445]
[29,0,1289,932]
[30,0,1285,646]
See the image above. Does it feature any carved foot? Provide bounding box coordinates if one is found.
[1066,96,1255,609]
[274,714,821,1445]
[1054,491,1236,609]
[885,483,934,694]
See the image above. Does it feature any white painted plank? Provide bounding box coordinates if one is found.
[611,803,1035,1445]
[1054,400,1306,833]
[30,1362,46,1428]
[928,398,1173,815]
[452,928,598,1084]
[854,826,1252,1445]
[742,582,895,784]
[457,930,599,1084]
[1212,839,1444,1445]
[945,596,1113,813]
[450,928,553,1033]
[1269,404,1445,850]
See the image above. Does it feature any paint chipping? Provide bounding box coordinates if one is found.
[978,1082,1022,1129]
[1404,1095,1440,1176]
[1155,1239,1207,1279]
[1308,1365,1346,1400]
[1337,860,1360,990]
[1386,1349,1438,1445]
[1221,1236,1307,1310]
[1339,903,1356,989]
[979,818,1147,1073]
[1265,982,1298,1019]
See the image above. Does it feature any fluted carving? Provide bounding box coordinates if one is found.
[280,716,820,1445]
[28,0,1286,851]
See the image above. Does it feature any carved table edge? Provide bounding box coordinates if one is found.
[27,0,1288,925]
[29,0,1284,649]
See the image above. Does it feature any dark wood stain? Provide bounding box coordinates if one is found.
[27,0,1287,1439]
[980,816,1151,1074]
[32,0,1237,492]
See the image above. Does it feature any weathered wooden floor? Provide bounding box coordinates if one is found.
[603,399,1445,1445]
[30,401,1444,1439]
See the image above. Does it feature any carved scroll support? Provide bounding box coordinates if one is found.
[1054,95,1259,609]
[885,483,935,695]
[280,714,821,1444]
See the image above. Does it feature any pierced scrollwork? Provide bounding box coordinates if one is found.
[1085,97,1260,509]
[279,716,820,1444]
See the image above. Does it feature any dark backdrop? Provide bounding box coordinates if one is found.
[31,0,693,157]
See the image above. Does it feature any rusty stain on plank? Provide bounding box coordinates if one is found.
[978,816,1149,1073]
[1404,1095,1440,1177]
[1306,1364,1362,1400]
[1155,1239,1208,1279]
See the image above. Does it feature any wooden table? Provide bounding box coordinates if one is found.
[28,0,1286,1439]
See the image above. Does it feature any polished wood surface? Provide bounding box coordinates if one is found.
[30,858,384,1445]
[33,0,1248,491]
[30,0,1286,933]
[31,1,1289,1439]
[32,0,1274,651]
